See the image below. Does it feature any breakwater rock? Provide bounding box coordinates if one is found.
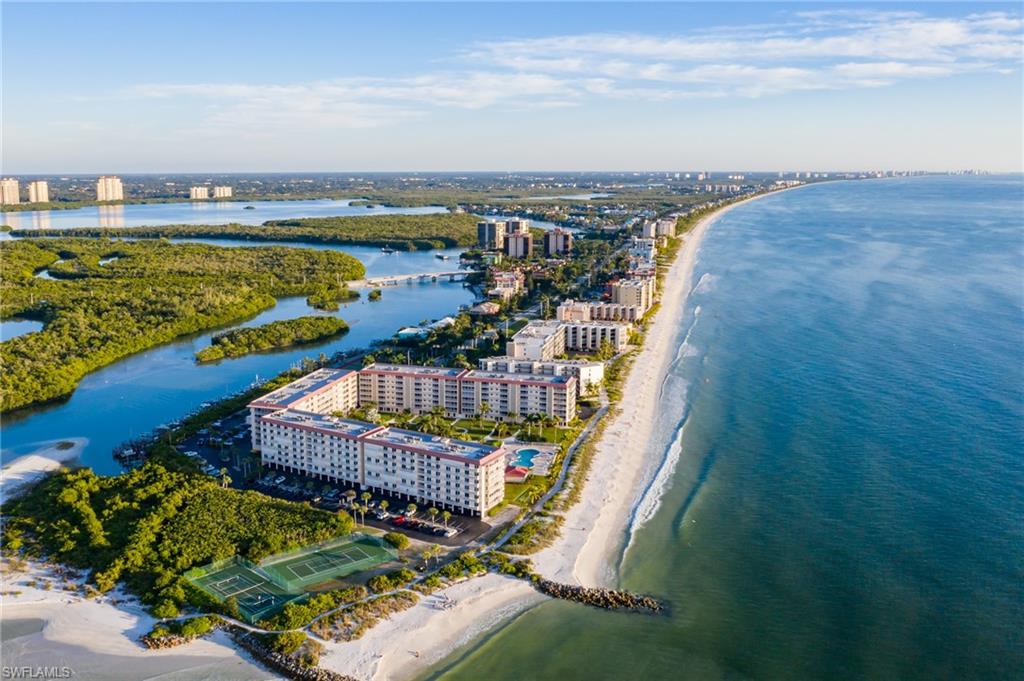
[229,630,358,681]
[535,579,665,614]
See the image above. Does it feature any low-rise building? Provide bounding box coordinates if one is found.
[469,301,501,316]
[489,270,525,300]
[507,320,566,360]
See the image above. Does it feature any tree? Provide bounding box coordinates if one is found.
[442,510,452,528]
[596,339,615,361]
[360,491,371,506]
[219,468,232,489]
[406,503,417,517]
[379,500,389,514]
[424,544,442,566]
[479,401,491,427]
[427,507,439,525]
[345,489,357,505]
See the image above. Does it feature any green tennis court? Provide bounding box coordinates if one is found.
[184,534,397,622]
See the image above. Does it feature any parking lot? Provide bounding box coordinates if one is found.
[250,473,491,547]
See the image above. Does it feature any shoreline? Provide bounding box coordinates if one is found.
[0,437,88,504]
[1,190,784,681]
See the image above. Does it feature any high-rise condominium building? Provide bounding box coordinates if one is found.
[189,186,209,200]
[212,186,232,198]
[96,176,124,201]
[477,220,506,250]
[504,232,533,259]
[0,178,20,205]
[543,228,573,256]
[27,180,49,203]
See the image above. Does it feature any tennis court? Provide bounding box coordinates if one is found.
[184,534,397,622]
[260,535,397,591]
[186,558,301,623]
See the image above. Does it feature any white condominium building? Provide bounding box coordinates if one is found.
[656,217,677,237]
[505,218,530,235]
[190,186,209,200]
[642,221,657,239]
[28,180,49,203]
[460,370,576,423]
[358,364,464,416]
[543,228,574,256]
[248,368,359,447]
[255,408,506,516]
[504,232,533,259]
[258,410,376,486]
[507,320,566,360]
[563,321,631,354]
[359,363,576,424]
[611,278,656,313]
[362,427,505,516]
[96,176,124,201]
[213,186,232,198]
[557,299,642,323]
[0,178,20,205]
[478,356,604,395]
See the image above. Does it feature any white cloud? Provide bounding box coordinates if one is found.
[126,9,1022,132]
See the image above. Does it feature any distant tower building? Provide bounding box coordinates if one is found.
[477,220,506,250]
[696,172,706,181]
[212,186,232,198]
[504,232,533,259]
[543,228,574,256]
[0,178,20,205]
[96,176,124,201]
[505,218,530,235]
[27,180,49,203]
[190,186,210,200]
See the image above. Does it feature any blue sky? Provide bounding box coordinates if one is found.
[2,2,1021,172]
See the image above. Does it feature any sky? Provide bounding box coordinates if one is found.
[2,2,1022,173]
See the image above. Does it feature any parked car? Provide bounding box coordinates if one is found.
[443,528,458,538]
[274,476,286,485]
[391,516,406,526]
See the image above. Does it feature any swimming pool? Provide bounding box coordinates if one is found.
[510,448,540,468]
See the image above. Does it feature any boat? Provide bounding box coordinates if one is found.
[243,205,255,210]
[381,245,396,254]
[435,254,451,260]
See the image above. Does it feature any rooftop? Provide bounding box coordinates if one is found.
[363,363,466,378]
[481,355,604,368]
[261,409,380,438]
[362,427,500,462]
[511,320,564,340]
[249,368,354,409]
[463,369,573,385]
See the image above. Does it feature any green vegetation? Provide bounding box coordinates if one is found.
[367,288,382,301]
[0,239,364,412]
[14,212,480,250]
[367,568,416,593]
[260,586,368,630]
[195,316,349,362]
[148,615,222,641]
[382,532,409,550]
[2,462,354,616]
[309,591,419,642]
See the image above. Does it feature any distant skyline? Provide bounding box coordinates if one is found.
[3,2,1022,173]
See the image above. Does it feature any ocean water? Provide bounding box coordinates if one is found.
[424,176,1024,681]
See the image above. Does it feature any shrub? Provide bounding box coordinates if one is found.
[383,532,409,550]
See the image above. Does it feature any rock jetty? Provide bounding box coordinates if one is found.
[534,579,665,614]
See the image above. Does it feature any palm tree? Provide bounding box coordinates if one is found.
[219,468,232,489]
[524,486,544,506]
[406,502,418,517]
[442,510,452,528]
[345,489,357,506]
[360,491,372,507]
[424,545,442,566]
[427,507,439,525]
[479,401,491,427]
[379,499,389,514]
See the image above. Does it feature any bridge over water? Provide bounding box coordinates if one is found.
[350,270,471,288]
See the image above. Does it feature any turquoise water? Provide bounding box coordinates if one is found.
[511,448,540,467]
[0,199,445,230]
[425,176,1024,680]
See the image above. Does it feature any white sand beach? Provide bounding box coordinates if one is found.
[1,438,88,504]
[318,574,544,681]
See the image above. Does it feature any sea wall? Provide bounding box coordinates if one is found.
[534,578,664,614]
